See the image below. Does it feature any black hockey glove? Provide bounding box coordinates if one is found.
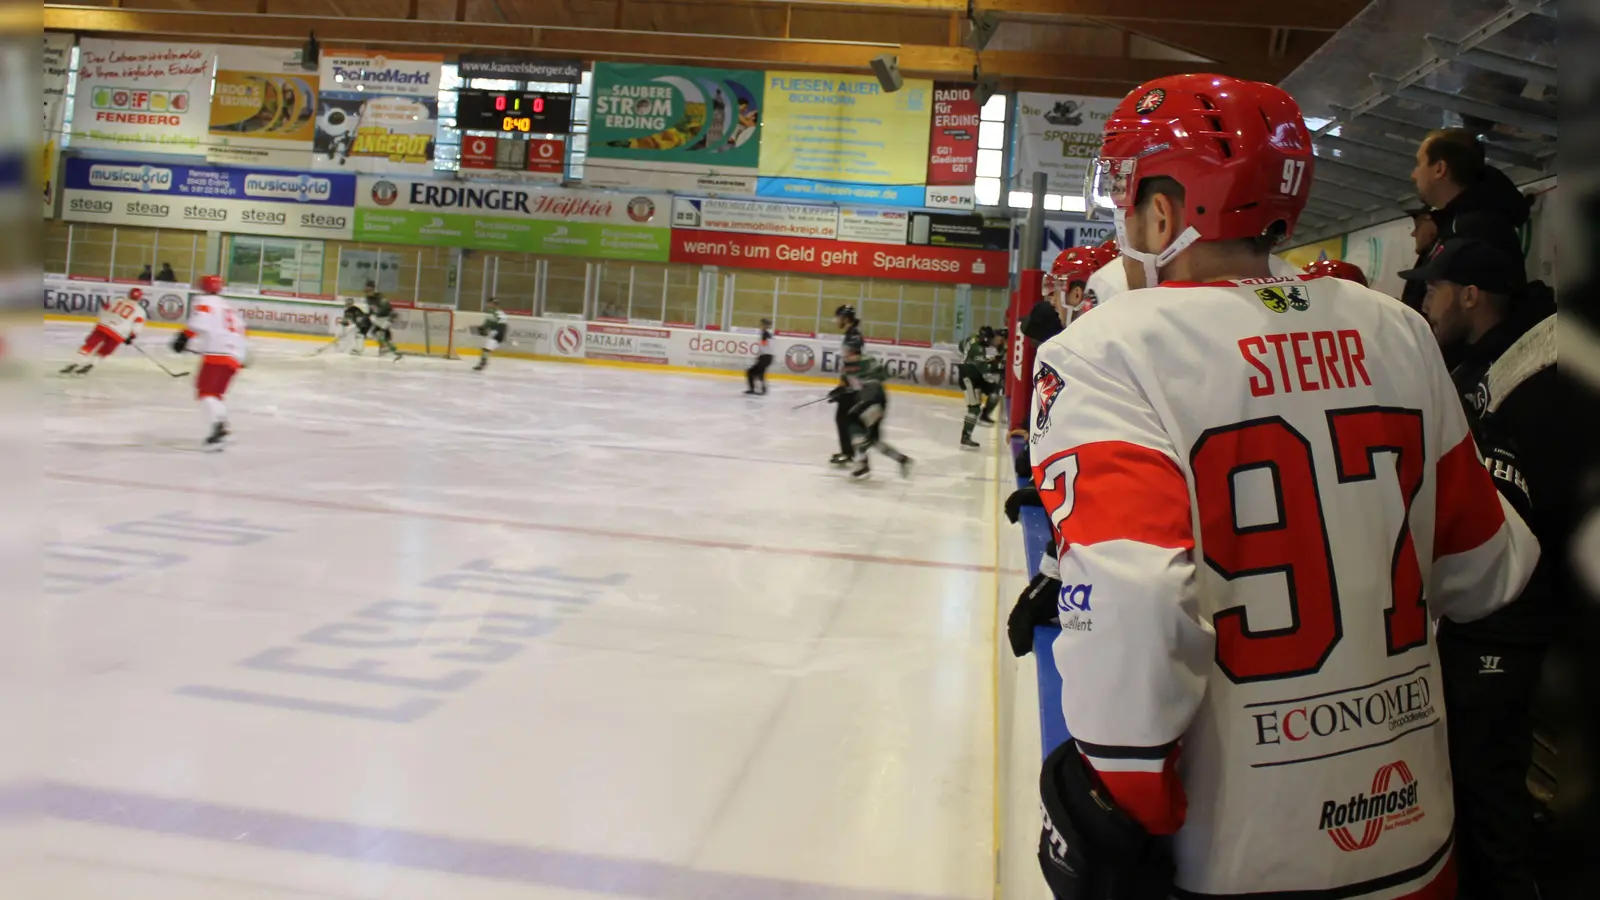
[1038,740,1175,900]
[826,386,847,403]
[124,332,136,345]
[1015,445,1032,480]
[170,331,189,354]
[1005,486,1042,524]
[1009,571,1060,657]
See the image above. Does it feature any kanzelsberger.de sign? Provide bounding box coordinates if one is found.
[354,177,671,262]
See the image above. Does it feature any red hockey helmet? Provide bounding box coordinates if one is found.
[1097,238,1119,258]
[1044,246,1100,296]
[198,274,225,294]
[1303,258,1369,287]
[127,287,144,301]
[1085,74,1313,245]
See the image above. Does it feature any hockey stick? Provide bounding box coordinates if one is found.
[307,335,345,357]
[791,395,831,410]
[132,341,191,378]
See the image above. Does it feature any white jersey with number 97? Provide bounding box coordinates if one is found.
[186,294,249,363]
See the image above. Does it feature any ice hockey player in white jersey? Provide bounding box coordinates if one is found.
[60,287,147,375]
[1030,74,1539,899]
[171,275,248,450]
[474,298,509,372]
[1083,237,1301,306]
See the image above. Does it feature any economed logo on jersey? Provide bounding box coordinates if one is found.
[553,325,582,356]
[1319,761,1424,852]
[1256,285,1310,314]
[785,344,816,373]
[1034,362,1065,433]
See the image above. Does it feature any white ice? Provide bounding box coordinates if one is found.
[18,322,1009,900]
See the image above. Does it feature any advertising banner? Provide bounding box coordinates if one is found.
[208,45,318,167]
[584,322,671,364]
[757,71,933,207]
[44,275,191,323]
[354,177,670,262]
[43,32,74,216]
[586,63,764,194]
[670,230,1007,287]
[61,157,357,240]
[458,135,565,180]
[910,212,1009,252]
[314,50,442,174]
[925,82,980,211]
[71,38,218,154]
[671,196,838,239]
[458,56,583,84]
[1013,92,1120,197]
[836,207,908,245]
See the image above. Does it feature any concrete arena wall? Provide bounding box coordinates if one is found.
[43,275,966,394]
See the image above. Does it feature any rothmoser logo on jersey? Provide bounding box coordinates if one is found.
[1319,761,1424,852]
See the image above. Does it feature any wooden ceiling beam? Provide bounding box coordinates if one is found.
[45,4,1255,86]
[975,0,1365,31]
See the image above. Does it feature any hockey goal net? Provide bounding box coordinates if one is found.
[392,303,456,358]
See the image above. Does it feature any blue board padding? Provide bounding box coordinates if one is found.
[1010,436,1072,756]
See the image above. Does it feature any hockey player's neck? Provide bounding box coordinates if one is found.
[1157,245,1272,286]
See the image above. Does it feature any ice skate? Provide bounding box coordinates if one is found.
[960,436,981,450]
[203,422,230,452]
[850,459,871,480]
[829,453,852,466]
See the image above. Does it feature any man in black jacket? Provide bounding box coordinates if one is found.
[1399,206,1439,312]
[1401,237,1561,900]
[828,305,865,466]
[1411,128,1530,261]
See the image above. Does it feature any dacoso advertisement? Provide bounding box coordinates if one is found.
[757,71,933,207]
[314,50,441,174]
[586,63,764,194]
[70,38,217,154]
[208,45,318,167]
[60,157,357,239]
[354,177,670,262]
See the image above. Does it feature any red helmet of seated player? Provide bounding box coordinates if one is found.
[1097,238,1119,259]
[198,274,225,294]
[1087,74,1313,249]
[127,287,144,301]
[1303,258,1369,287]
[1044,246,1100,297]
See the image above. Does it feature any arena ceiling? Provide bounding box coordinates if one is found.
[43,0,1372,98]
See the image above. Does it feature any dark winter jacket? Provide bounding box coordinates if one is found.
[1402,167,1531,311]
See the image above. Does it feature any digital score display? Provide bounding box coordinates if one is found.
[456,90,574,134]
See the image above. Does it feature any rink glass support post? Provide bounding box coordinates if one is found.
[413,249,423,304]
[1007,268,1044,434]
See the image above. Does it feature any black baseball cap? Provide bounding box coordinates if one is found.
[1398,237,1523,294]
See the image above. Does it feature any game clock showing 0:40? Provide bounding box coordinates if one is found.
[456,90,574,134]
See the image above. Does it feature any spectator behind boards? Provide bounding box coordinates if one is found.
[1401,236,1562,899]
[1399,206,1439,312]
[1411,128,1530,262]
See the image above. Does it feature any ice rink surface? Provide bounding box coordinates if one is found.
[17,322,1009,900]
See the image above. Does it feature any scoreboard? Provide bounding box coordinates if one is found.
[456,90,574,134]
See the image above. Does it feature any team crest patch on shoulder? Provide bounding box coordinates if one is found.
[1034,363,1066,433]
[1134,88,1166,115]
[1256,285,1310,313]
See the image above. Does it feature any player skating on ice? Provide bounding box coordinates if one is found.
[956,325,995,448]
[364,281,401,358]
[171,275,248,450]
[978,327,1006,423]
[337,297,372,354]
[835,346,911,481]
[1023,74,1538,898]
[828,305,865,465]
[60,287,146,375]
[744,318,773,395]
[474,298,509,371]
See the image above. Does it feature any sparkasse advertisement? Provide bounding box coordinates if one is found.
[60,157,357,239]
[354,177,671,261]
[669,230,1007,287]
[314,50,441,174]
[70,38,217,154]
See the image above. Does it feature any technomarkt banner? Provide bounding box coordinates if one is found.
[71,38,217,155]
[757,71,933,208]
[61,157,357,240]
[925,82,980,211]
[1013,92,1121,198]
[354,177,671,262]
[314,50,441,174]
[208,45,318,167]
[43,32,74,216]
[586,63,763,194]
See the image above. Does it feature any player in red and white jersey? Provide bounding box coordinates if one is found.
[1083,239,1302,307]
[172,275,248,450]
[60,287,147,376]
[1030,74,1539,899]
[1043,246,1103,326]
